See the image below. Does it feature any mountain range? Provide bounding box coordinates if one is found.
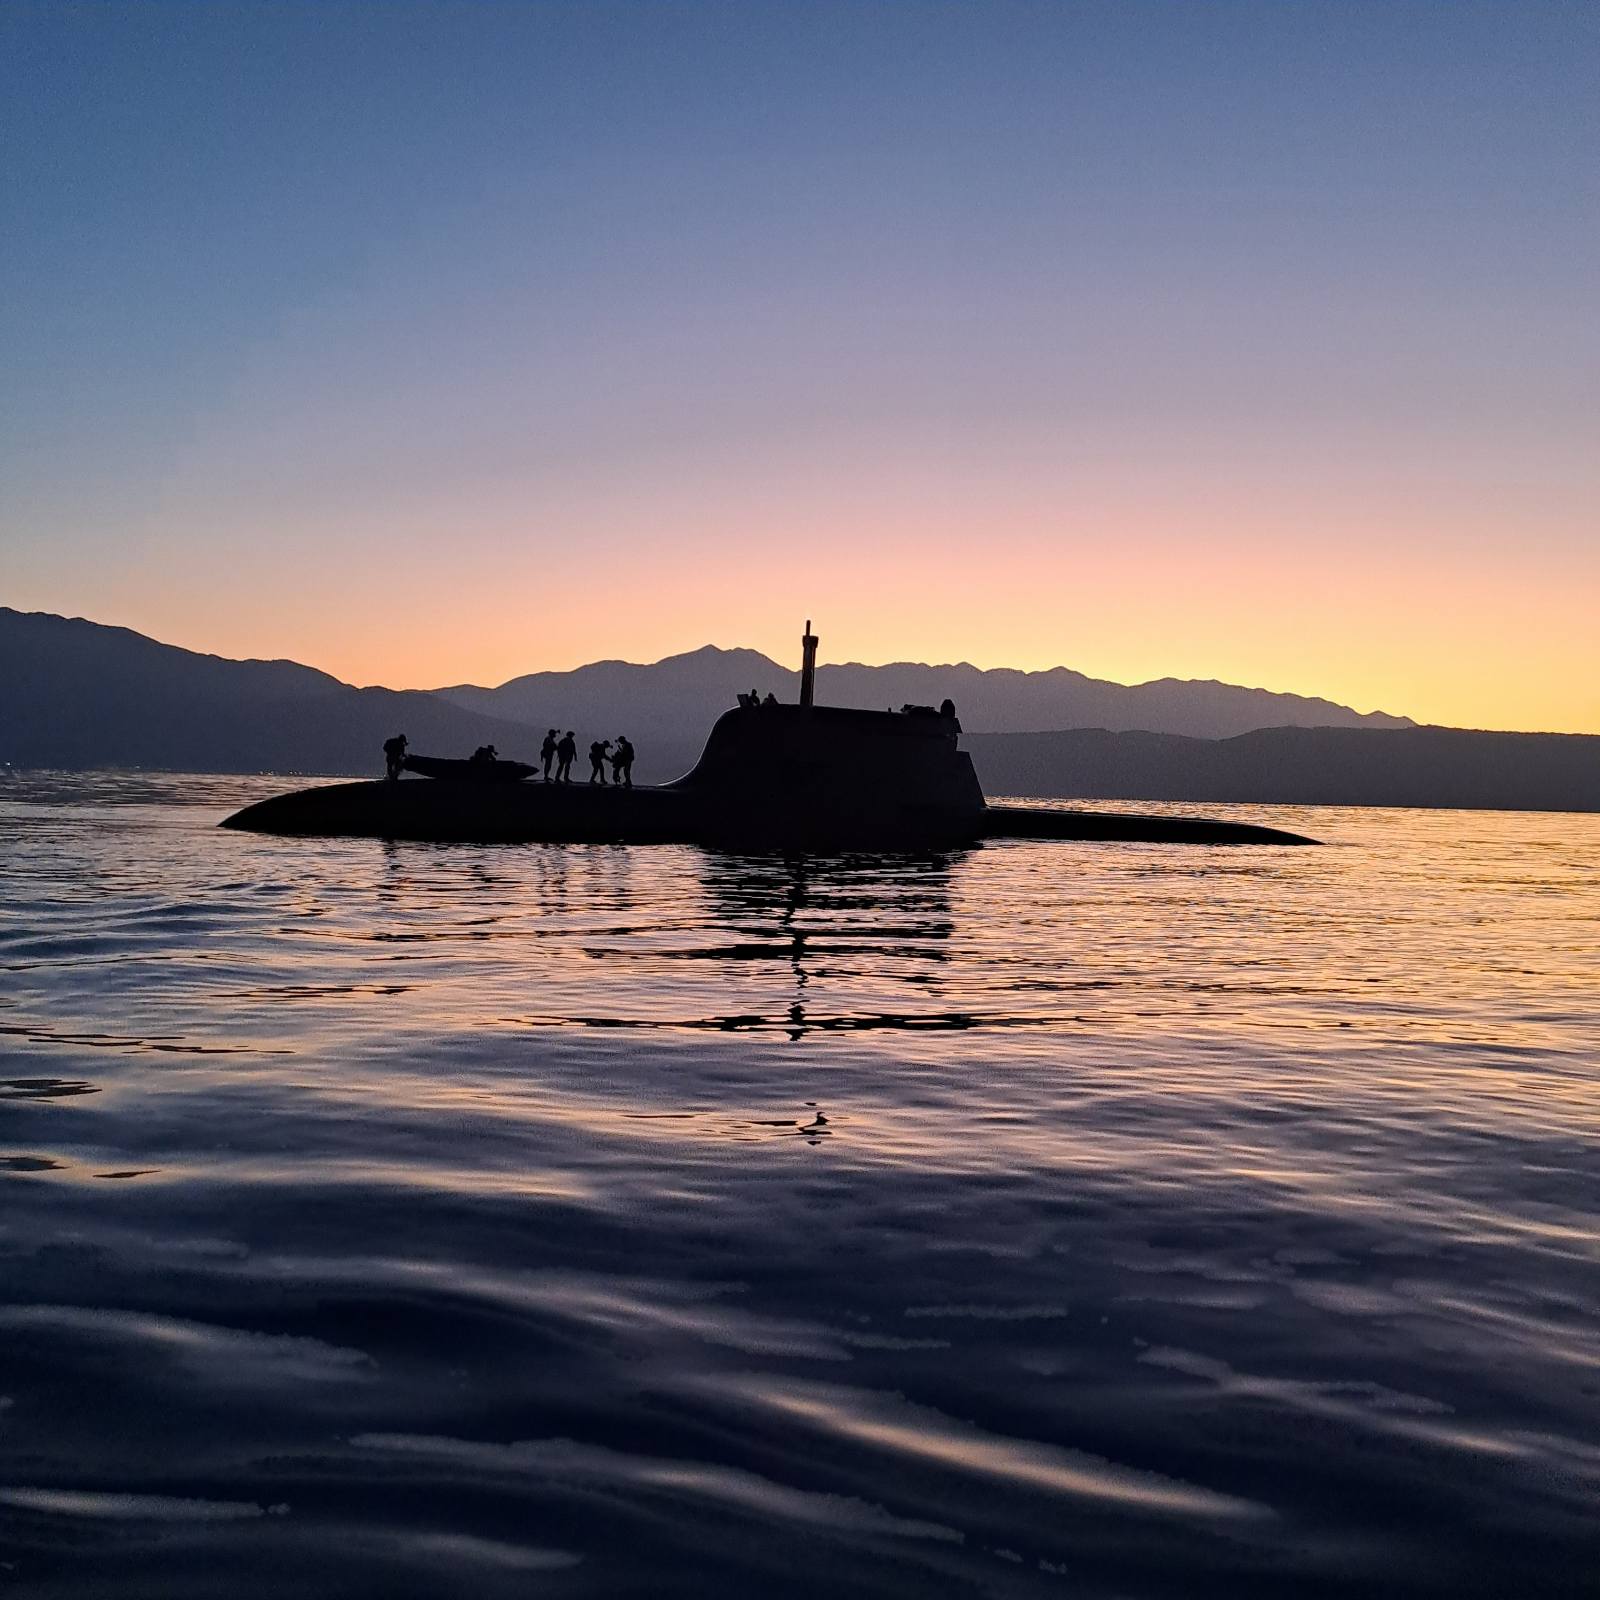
[435,649,1412,747]
[4,606,1409,775]
[6,606,1592,811]
[0,608,537,776]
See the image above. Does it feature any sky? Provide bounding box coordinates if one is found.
[3,2,1596,731]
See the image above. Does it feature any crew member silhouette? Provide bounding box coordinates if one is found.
[540,729,558,781]
[611,735,635,788]
[471,744,498,764]
[555,731,577,783]
[382,733,408,780]
[588,738,611,784]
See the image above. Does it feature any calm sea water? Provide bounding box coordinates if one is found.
[1,772,1596,1597]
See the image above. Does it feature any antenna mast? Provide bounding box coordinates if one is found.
[799,619,818,708]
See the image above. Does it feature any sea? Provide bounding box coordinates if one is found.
[1,772,1596,1598]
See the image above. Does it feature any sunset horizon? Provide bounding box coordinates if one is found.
[12,593,1593,734]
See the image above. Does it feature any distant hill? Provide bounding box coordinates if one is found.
[966,726,1600,813]
[436,647,1413,746]
[809,660,1411,738]
[0,608,537,775]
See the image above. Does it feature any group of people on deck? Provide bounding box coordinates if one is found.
[541,729,635,786]
[380,730,635,785]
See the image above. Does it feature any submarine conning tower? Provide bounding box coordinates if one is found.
[666,620,987,845]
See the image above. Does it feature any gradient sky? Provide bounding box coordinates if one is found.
[3,2,1596,730]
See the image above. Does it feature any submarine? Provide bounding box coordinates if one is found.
[221,623,1315,848]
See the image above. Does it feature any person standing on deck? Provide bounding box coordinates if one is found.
[555,731,577,783]
[612,735,635,788]
[382,733,408,781]
[540,729,558,781]
[588,739,611,784]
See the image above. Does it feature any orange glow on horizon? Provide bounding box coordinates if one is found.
[13,521,1597,736]
[10,419,1596,735]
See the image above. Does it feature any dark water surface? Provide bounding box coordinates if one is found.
[2,773,1596,1597]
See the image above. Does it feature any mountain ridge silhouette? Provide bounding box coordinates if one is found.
[434,643,1413,741]
[1,608,537,776]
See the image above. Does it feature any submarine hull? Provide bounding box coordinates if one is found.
[221,782,1315,849]
[982,805,1314,846]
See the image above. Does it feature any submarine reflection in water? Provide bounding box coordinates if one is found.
[701,850,963,1043]
[221,622,1315,848]
[555,849,973,1050]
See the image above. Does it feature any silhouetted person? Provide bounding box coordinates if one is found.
[540,729,558,781]
[383,733,407,781]
[471,744,498,764]
[612,735,635,788]
[763,691,779,706]
[588,738,611,784]
[555,731,576,783]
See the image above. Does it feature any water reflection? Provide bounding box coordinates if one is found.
[695,850,963,1040]
[0,1077,100,1100]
